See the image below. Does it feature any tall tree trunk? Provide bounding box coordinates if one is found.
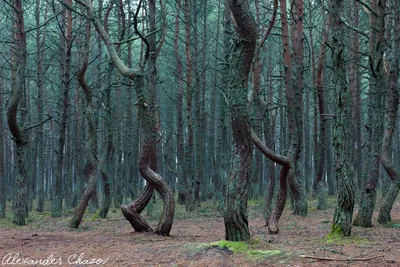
[224,0,257,241]
[8,0,28,225]
[183,0,195,210]
[314,13,331,210]
[174,0,189,205]
[353,0,386,228]
[69,20,97,228]
[378,0,400,224]
[53,0,72,217]
[330,0,355,236]
[0,65,5,218]
[288,0,308,216]
[349,0,362,200]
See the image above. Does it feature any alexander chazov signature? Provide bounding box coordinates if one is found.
[2,253,110,265]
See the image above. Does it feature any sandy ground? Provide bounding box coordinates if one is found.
[0,199,399,266]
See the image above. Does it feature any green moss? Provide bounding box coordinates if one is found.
[209,240,249,253]
[329,223,344,238]
[246,250,283,260]
[322,233,370,245]
[88,213,102,221]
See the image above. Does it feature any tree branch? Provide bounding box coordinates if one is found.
[23,114,52,132]
[251,129,290,167]
[300,254,384,262]
[341,16,369,39]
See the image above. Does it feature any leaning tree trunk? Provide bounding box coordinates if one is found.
[330,0,355,236]
[353,0,386,228]
[223,0,257,241]
[378,0,400,224]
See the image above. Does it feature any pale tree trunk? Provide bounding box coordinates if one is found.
[224,0,257,241]
[353,0,386,228]
[8,0,28,225]
[330,0,355,236]
[378,0,400,224]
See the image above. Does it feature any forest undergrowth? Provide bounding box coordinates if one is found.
[0,196,399,266]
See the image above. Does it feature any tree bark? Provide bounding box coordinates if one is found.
[224,0,257,241]
[8,0,28,225]
[353,0,386,228]
[0,64,5,218]
[330,0,355,236]
[378,0,400,224]
[69,20,98,229]
[52,0,73,217]
[78,0,175,235]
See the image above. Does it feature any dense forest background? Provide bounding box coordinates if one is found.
[0,0,399,241]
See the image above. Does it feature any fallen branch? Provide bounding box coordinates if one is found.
[300,254,384,262]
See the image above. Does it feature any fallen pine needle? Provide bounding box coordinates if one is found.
[299,254,384,262]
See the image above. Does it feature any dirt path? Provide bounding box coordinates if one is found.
[0,200,399,266]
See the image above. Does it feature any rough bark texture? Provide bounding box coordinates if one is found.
[378,0,400,224]
[314,14,331,210]
[330,0,355,237]
[0,67,5,218]
[8,0,28,226]
[353,0,386,228]
[280,0,307,217]
[288,0,308,216]
[52,0,72,217]
[223,0,257,241]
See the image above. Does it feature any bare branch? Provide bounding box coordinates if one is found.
[24,114,52,132]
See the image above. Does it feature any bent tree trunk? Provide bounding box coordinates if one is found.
[223,0,257,241]
[69,21,98,228]
[121,75,175,235]
[330,0,355,236]
[378,2,400,224]
[78,0,175,235]
[251,131,290,234]
[8,0,29,226]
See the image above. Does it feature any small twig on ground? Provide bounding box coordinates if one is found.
[300,254,384,262]
[91,218,126,222]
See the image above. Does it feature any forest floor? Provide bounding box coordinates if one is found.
[0,197,399,267]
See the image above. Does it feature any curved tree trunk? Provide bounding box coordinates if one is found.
[8,0,28,226]
[223,0,257,241]
[251,131,290,234]
[69,21,98,229]
[378,1,400,224]
[78,0,175,235]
